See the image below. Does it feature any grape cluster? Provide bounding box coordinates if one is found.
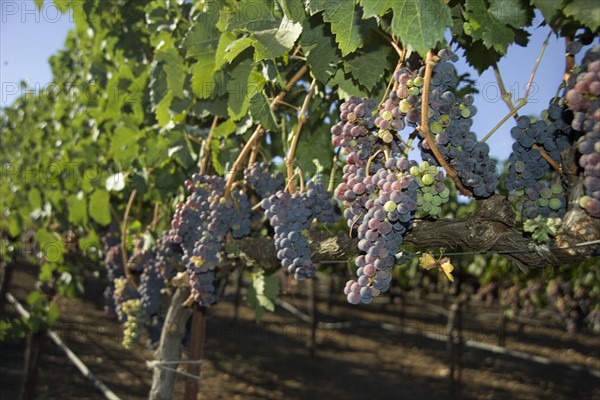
[344,157,419,304]
[378,48,499,197]
[137,252,164,316]
[262,180,339,280]
[244,162,285,198]
[112,276,139,323]
[546,278,593,334]
[154,232,182,280]
[101,233,125,315]
[168,173,252,306]
[565,46,600,217]
[505,100,572,220]
[410,161,450,218]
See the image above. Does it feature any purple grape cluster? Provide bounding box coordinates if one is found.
[168,173,252,306]
[565,46,600,217]
[262,180,339,280]
[244,162,285,198]
[377,48,499,197]
[101,233,125,315]
[343,157,418,304]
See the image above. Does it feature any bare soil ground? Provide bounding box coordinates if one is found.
[1,265,599,400]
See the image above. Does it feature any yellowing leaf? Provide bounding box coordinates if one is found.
[440,260,454,282]
[418,253,437,270]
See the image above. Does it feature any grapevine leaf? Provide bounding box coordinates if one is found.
[224,37,255,62]
[34,0,43,10]
[329,68,370,98]
[215,31,237,70]
[167,129,196,168]
[226,59,266,120]
[28,188,42,210]
[462,0,531,53]
[282,0,306,22]
[300,17,341,84]
[156,47,186,99]
[191,60,217,99]
[182,12,220,59]
[110,125,140,164]
[67,193,88,226]
[249,92,278,131]
[531,0,564,24]
[156,91,174,127]
[245,270,279,322]
[252,16,303,61]
[295,122,334,175]
[343,40,393,91]
[212,118,237,139]
[88,189,111,226]
[225,0,280,32]
[360,0,451,56]
[307,0,372,56]
[563,0,600,31]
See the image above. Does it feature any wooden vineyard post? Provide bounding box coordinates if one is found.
[150,285,193,400]
[306,277,318,357]
[184,304,207,400]
[20,330,45,400]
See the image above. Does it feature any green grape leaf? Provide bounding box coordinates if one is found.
[343,40,393,91]
[300,17,341,84]
[295,122,334,175]
[531,0,564,24]
[88,189,111,226]
[252,16,303,61]
[225,0,280,32]
[226,59,266,120]
[215,31,237,70]
[35,229,64,263]
[191,59,217,99]
[28,188,42,210]
[212,118,237,139]
[167,129,197,168]
[329,68,370,98]
[34,0,43,10]
[249,92,278,131]
[67,192,88,226]
[360,0,451,56]
[563,0,600,31]
[462,0,531,53]
[282,0,306,23]
[182,12,221,59]
[245,270,279,322]
[156,47,186,99]
[223,37,255,62]
[110,125,140,163]
[307,0,372,56]
[156,91,174,127]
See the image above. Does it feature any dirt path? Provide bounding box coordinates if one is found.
[1,266,599,400]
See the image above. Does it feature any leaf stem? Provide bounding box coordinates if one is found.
[420,51,472,197]
[481,99,527,143]
[285,78,317,192]
[199,116,219,174]
[524,30,552,99]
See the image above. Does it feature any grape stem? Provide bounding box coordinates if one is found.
[379,58,404,110]
[224,64,309,197]
[482,30,551,143]
[285,78,317,192]
[487,51,563,175]
[365,149,383,176]
[564,36,575,82]
[122,189,138,289]
[199,116,219,174]
[420,50,473,197]
[151,202,160,232]
[327,148,340,193]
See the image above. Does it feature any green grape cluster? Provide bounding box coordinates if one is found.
[410,161,450,217]
[508,181,567,221]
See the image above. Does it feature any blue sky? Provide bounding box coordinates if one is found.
[0,2,592,163]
